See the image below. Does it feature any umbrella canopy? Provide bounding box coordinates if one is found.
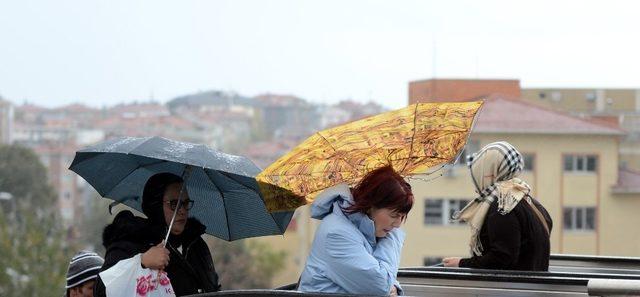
[69,136,293,241]
[257,101,484,212]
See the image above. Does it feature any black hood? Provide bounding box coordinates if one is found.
[141,172,184,225]
[102,210,207,248]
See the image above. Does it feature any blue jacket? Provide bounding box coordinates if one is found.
[298,184,405,296]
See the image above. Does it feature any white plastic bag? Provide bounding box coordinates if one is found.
[99,254,176,297]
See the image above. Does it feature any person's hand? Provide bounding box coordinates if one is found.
[141,241,170,270]
[442,257,461,267]
[389,285,398,297]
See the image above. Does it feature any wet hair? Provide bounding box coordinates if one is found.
[344,166,414,220]
[141,172,183,224]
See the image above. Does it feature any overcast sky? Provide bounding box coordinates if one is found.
[1,0,638,109]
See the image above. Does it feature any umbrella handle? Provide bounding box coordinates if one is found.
[163,166,193,247]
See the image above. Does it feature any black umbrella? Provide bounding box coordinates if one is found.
[70,136,293,241]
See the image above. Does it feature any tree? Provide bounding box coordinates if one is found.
[0,209,73,296]
[0,144,76,297]
[76,195,112,255]
[0,144,56,210]
[206,237,287,289]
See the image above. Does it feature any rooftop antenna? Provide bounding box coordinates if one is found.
[474,49,480,78]
[432,36,437,101]
[432,35,437,79]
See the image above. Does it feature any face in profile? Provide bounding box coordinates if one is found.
[369,207,404,237]
[69,280,96,297]
[162,182,191,235]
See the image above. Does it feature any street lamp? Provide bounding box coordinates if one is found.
[0,192,13,201]
[0,192,15,218]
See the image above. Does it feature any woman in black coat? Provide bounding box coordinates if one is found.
[94,173,220,296]
[443,141,552,271]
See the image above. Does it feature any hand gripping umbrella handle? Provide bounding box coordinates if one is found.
[163,165,193,247]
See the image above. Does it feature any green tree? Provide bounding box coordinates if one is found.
[76,195,112,255]
[0,209,73,296]
[0,144,76,297]
[250,109,270,142]
[206,238,287,289]
[0,144,56,210]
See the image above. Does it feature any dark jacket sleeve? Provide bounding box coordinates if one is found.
[195,238,221,291]
[534,199,553,234]
[459,210,522,269]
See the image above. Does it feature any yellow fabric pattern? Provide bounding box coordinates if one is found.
[257,101,484,212]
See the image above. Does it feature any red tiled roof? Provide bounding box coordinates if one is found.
[32,143,79,155]
[612,169,640,194]
[472,94,625,135]
[54,103,97,113]
[44,118,76,128]
[94,115,194,129]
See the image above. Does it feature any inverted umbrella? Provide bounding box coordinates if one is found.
[69,136,293,241]
[257,101,484,212]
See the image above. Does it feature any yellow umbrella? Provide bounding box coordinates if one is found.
[257,101,484,212]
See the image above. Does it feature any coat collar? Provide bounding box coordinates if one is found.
[311,184,377,247]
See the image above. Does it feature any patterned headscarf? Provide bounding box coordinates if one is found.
[453,141,531,256]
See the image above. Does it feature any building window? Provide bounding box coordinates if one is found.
[563,207,596,231]
[563,155,597,172]
[423,257,442,266]
[424,200,443,225]
[424,199,470,225]
[523,154,535,171]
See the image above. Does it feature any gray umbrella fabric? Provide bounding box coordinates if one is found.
[69,136,293,241]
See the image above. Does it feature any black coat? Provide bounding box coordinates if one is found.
[459,197,553,271]
[94,210,220,296]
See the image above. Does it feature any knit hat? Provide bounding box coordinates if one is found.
[65,250,104,289]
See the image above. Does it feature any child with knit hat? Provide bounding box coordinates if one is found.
[65,250,104,297]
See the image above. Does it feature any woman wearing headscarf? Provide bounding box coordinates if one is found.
[442,141,552,271]
[94,172,220,296]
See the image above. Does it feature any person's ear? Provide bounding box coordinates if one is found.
[366,207,377,217]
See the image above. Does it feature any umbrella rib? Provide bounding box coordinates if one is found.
[315,132,359,171]
[260,156,453,177]
[69,153,102,170]
[401,103,420,173]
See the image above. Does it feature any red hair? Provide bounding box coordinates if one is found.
[345,166,414,220]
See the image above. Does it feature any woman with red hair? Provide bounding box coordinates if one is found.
[299,166,414,296]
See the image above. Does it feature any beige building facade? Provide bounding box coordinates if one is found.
[521,88,640,172]
[520,88,640,114]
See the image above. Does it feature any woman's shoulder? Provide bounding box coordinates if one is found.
[317,212,362,240]
[102,210,162,248]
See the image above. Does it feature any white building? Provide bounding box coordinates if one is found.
[0,98,14,144]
